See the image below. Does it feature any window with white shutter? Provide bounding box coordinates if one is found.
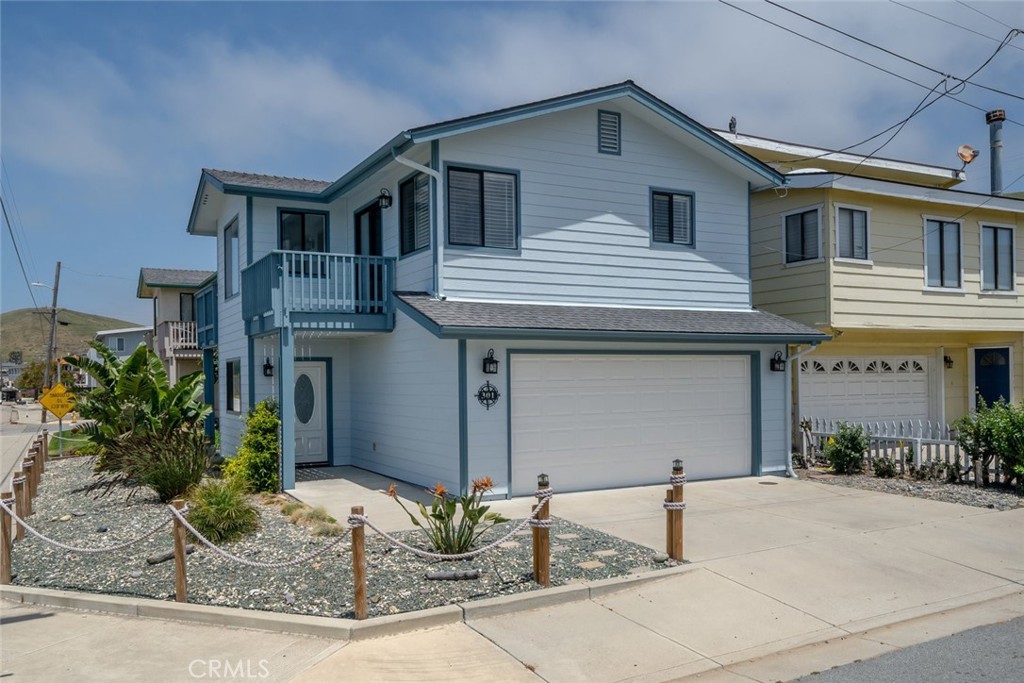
[651,190,694,247]
[447,166,518,249]
[837,207,868,260]
[400,173,431,256]
[783,207,820,264]
[598,110,621,155]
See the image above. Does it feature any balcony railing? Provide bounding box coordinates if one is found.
[156,321,199,358]
[242,250,396,332]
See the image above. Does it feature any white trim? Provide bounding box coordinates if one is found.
[95,326,151,336]
[784,174,1024,215]
[781,203,824,266]
[833,258,874,266]
[922,215,963,290]
[833,203,872,261]
[978,221,1017,294]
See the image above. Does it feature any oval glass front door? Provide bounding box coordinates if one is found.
[295,374,315,424]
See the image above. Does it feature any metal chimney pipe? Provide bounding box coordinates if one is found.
[986,109,1006,195]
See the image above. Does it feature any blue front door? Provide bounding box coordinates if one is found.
[974,347,1011,406]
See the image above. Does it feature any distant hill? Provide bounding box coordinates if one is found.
[0,308,144,364]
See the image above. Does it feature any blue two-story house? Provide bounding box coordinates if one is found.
[186,81,826,497]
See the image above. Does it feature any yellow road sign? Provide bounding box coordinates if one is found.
[40,382,77,419]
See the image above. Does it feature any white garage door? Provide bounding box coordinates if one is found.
[510,354,752,496]
[799,357,929,423]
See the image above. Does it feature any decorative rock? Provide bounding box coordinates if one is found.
[425,569,481,581]
[577,560,605,570]
[593,549,619,558]
[283,593,296,605]
[498,541,520,549]
[130,571,142,578]
[146,545,194,565]
[556,533,579,540]
[653,552,670,563]
[59,515,72,522]
[96,525,108,533]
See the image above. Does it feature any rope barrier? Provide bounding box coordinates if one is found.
[349,487,554,562]
[0,498,172,554]
[168,505,352,569]
[12,477,25,485]
[670,474,687,485]
[662,501,687,510]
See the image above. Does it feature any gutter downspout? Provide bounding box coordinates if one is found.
[393,150,445,298]
[785,343,820,478]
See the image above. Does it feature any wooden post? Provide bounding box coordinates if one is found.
[351,505,367,620]
[0,491,11,584]
[531,502,539,580]
[534,474,550,587]
[665,488,673,556]
[172,499,188,603]
[671,460,685,562]
[23,460,35,510]
[13,475,26,541]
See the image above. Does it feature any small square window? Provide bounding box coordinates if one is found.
[447,166,518,250]
[651,191,694,246]
[784,208,820,264]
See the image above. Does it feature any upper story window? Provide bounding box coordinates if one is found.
[981,224,1014,291]
[226,359,241,413]
[180,293,195,322]
[114,337,125,352]
[400,173,431,256]
[597,110,621,155]
[280,211,327,252]
[925,218,961,288]
[651,190,694,247]
[784,207,820,264]
[836,207,869,260]
[447,166,518,250]
[224,219,239,299]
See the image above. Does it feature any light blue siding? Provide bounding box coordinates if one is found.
[439,104,752,308]
[216,194,248,458]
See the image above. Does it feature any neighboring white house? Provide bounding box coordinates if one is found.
[85,326,151,388]
[185,81,827,496]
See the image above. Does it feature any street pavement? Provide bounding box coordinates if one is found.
[1,454,1022,681]
[0,402,47,492]
[792,616,1024,683]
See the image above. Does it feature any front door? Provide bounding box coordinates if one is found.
[294,360,328,465]
[974,347,1011,406]
[354,204,383,312]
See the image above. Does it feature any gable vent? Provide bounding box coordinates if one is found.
[598,110,621,155]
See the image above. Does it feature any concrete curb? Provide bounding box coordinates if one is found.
[0,563,694,640]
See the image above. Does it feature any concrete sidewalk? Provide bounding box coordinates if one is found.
[2,473,1021,681]
[0,402,47,491]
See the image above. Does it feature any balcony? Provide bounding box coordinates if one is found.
[156,321,200,359]
[242,250,396,334]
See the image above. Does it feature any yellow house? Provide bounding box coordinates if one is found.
[718,131,1024,426]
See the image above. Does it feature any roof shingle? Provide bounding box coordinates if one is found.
[140,268,215,288]
[204,168,332,194]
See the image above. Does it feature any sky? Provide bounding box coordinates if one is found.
[2,0,1022,326]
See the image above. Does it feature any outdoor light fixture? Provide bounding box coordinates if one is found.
[377,188,392,210]
[482,348,499,374]
[263,358,274,377]
[769,351,786,372]
[944,355,954,369]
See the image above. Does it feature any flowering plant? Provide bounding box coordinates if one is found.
[385,476,509,554]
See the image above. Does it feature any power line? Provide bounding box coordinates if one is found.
[955,0,1016,32]
[62,266,135,281]
[887,0,1024,53]
[0,161,38,283]
[717,0,1024,128]
[0,194,40,310]
[764,0,1024,102]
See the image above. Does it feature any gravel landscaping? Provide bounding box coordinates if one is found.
[10,457,671,619]
[803,469,1024,511]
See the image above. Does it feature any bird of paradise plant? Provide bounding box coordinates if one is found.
[384,476,509,554]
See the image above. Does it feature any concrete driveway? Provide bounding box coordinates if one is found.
[294,470,1024,682]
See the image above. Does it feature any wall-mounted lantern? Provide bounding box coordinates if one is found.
[482,348,499,374]
[769,351,786,372]
[944,355,954,369]
[377,188,392,210]
[263,358,274,377]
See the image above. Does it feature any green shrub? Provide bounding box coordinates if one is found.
[99,427,211,502]
[186,479,259,543]
[224,400,280,493]
[824,423,868,474]
[872,455,897,479]
[955,398,1024,488]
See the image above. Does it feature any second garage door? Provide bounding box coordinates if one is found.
[798,357,930,422]
[510,354,752,496]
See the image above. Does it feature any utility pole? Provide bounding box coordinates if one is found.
[41,261,61,423]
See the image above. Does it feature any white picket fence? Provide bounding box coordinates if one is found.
[801,416,973,477]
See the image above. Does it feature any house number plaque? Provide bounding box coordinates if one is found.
[476,381,500,410]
